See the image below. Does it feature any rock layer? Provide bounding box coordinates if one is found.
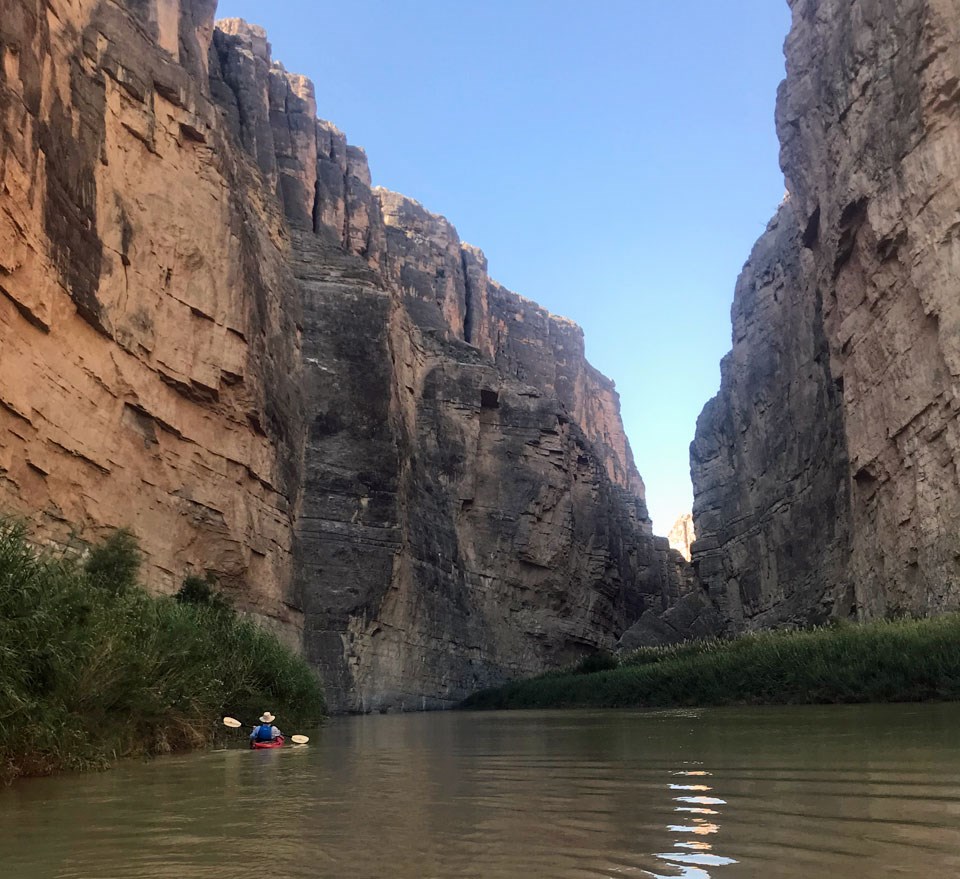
[692,0,960,629]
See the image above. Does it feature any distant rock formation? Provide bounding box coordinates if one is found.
[667,514,695,562]
[0,0,695,711]
[692,0,960,630]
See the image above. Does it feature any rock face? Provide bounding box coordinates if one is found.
[691,202,852,631]
[1,1,690,710]
[692,0,960,629]
[0,0,305,640]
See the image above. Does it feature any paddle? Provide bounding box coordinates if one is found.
[222,716,310,745]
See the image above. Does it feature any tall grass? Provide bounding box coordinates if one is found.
[0,520,324,784]
[461,616,960,710]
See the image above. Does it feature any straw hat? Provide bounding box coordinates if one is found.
[259,712,276,724]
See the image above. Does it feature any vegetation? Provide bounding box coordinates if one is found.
[175,572,234,614]
[0,520,325,784]
[461,616,960,710]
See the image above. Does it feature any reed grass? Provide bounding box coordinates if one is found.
[461,615,960,710]
[0,520,324,784]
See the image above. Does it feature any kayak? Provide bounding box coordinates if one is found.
[250,736,285,750]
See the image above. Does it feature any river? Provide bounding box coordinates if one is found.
[2,704,959,877]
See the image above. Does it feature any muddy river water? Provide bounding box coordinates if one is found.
[3,704,960,877]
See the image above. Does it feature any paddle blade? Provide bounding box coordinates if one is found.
[222,717,243,729]
[290,734,309,745]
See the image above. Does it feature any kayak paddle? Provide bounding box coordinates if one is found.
[222,716,310,744]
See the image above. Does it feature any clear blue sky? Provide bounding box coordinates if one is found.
[216,0,792,534]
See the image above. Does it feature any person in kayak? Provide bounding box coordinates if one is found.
[250,712,282,744]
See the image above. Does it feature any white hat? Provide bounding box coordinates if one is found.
[259,712,276,723]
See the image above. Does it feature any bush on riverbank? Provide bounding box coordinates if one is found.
[0,520,325,784]
[461,615,960,710]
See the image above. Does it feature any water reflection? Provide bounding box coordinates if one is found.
[649,767,737,879]
[667,823,720,835]
[649,867,711,879]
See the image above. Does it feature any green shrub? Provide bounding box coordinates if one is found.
[0,520,324,784]
[574,650,619,674]
[461,615,960,711]
[175,573,233,614]
[84,528,141,594]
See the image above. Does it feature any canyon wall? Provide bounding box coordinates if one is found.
[692,0,960,629]
[0,0,305,639]
[1,2,688,710]
[691,202,852,630]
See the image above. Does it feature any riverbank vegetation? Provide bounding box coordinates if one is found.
[0,520,324,784]
[461,615,960,710]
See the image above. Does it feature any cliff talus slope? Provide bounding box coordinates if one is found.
[692,0,960,628]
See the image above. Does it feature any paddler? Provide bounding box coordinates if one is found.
[250,711,282,744]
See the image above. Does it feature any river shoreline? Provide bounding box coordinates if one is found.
[0,521,325,786]
[461,615,960,710]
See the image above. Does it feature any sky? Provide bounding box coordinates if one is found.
[216,0,793,534]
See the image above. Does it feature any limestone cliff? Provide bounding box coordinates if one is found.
[0,0,305,640]
[692,0,960,629]
[1,1,683,710]
[691,201,852,630]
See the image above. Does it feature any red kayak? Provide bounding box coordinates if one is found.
[250,736,285,750]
